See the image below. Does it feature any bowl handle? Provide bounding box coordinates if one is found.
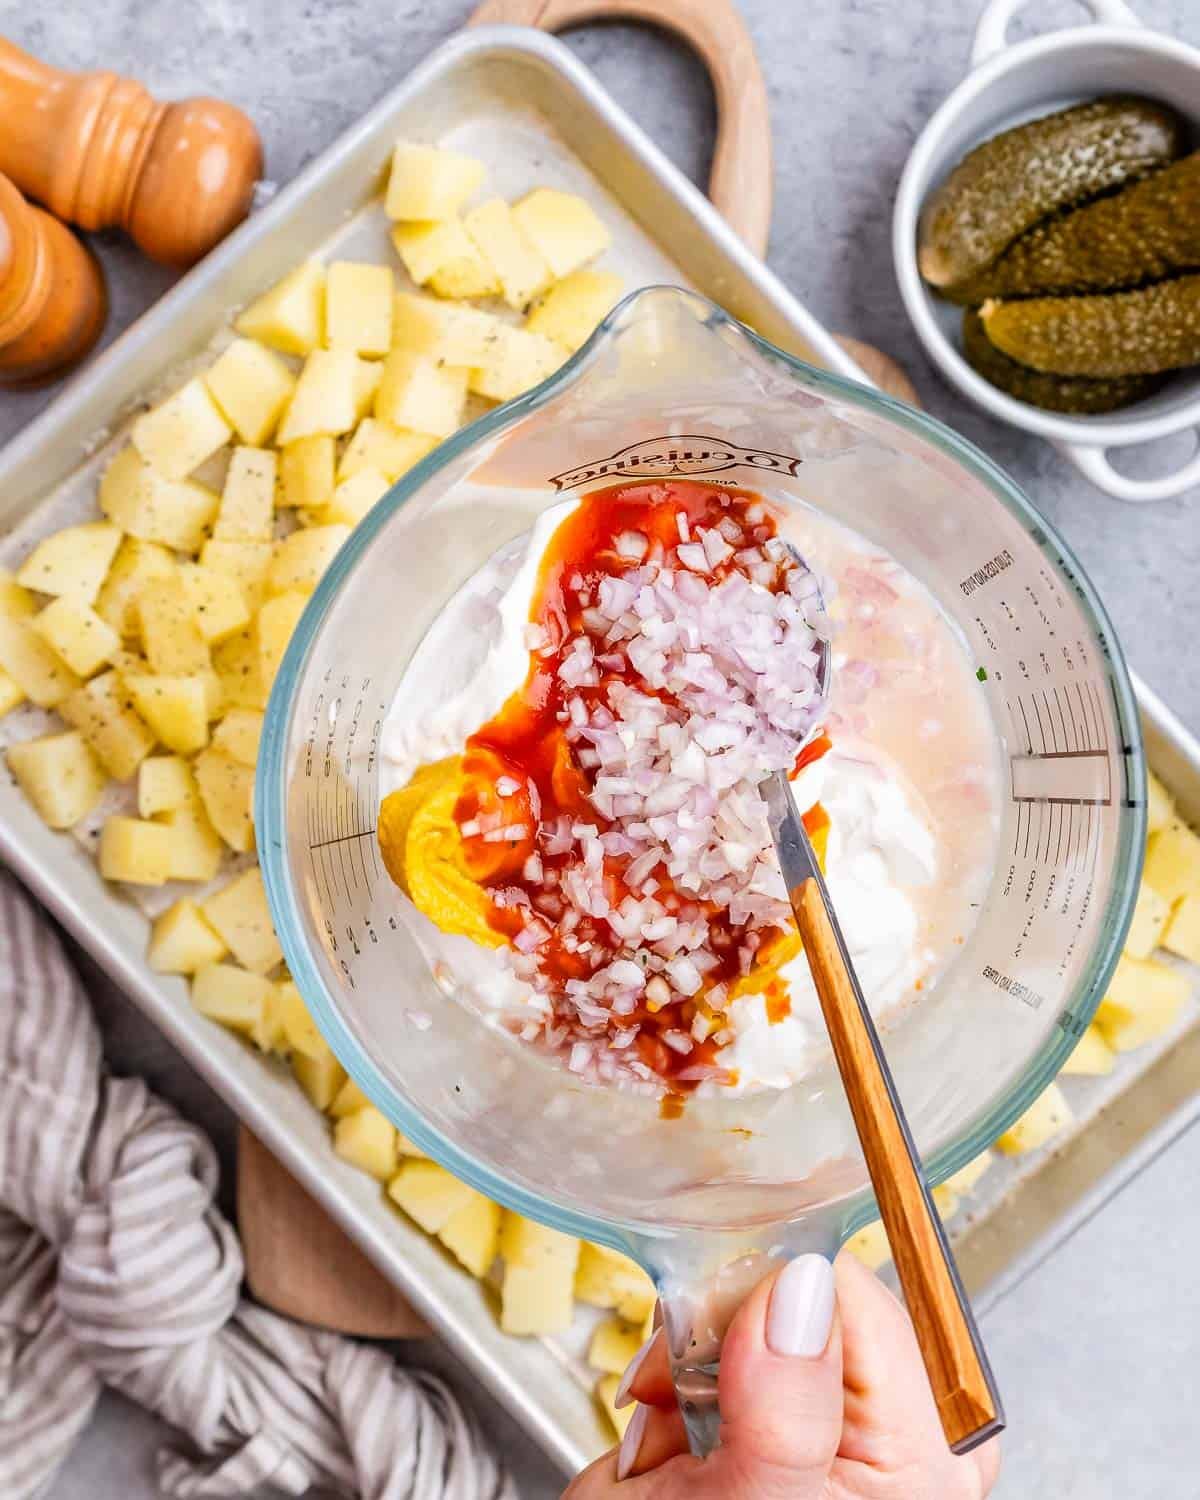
[468,0,772,256]
[970,0,1144,68]
[1057,436,1200,503]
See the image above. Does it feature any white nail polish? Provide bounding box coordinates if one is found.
[765,1254,835,1358]
[616,1402,648,1481]
[614,1326,661,1409]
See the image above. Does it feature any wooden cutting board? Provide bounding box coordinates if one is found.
[238,0,920,1337]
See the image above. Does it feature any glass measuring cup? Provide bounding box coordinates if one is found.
[257,286,1144,1448]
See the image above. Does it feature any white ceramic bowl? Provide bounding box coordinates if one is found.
[894,0,1200,503]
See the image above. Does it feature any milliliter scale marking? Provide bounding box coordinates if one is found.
[303,670,390,986]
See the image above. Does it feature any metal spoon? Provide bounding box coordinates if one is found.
[760,548,1003,1456]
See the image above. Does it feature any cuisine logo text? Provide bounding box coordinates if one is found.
[548,435,804,492]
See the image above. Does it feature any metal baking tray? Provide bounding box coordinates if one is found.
[0,24,1195,1477]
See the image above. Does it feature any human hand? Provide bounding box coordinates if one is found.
[565,1250,1000,1500]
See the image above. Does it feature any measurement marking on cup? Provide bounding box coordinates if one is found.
[310,828,378,849]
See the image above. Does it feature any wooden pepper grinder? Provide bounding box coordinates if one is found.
[0,36,262,269]
[0,172,106,384]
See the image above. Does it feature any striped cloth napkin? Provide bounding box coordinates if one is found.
[0,868,517,1500]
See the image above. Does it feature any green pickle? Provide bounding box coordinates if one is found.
[947,154,1200,303]
[961,309,1165,413]
[918,97,1185,288]
[980,275,1200,378]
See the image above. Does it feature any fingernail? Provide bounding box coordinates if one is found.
[765,1253,835,1358]
[614,1326,661,1409]
[616,1402,648,1481]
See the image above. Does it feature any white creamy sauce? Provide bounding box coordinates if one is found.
[381,495,1001,1095]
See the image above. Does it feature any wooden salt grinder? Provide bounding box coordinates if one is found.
[0,36,262,269]
[0,172,106,385]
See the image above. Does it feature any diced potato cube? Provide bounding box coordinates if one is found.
[278,436,336,511]
[204,338,297,446]
[500,1214,581,1335]
[192,961,276,1036]
[1125,880,1172,959]
[266,527,350,597]
[99,448,219,554]
[276,350,365,445]
[137,755,194,817]
[292,1048,347,1111]
[375,351,467,438]
[147,899,228,975]
[59,670,155,778]
[942,1150,994,1198]
[319,469,391,528]
[526,270,623,351]
[98,814,172,884]
[95,537,176,639]
[135,580,210,676]
[181,565,251,646]
[333,1106,398,1181]
[0,669,24,716]
[388,1159,475,1235]
[463,198,551,311]
[159,795,224,882]
[396,1132,429,1160]
[391,220,498,299]
[0,614,81,707]
[258,590,309,687]
[845,1219,891,1270]
[1095,955,1189,1052]
[132,378,232,480]
[325,261,394,357]
[438,1193,502,1278]
[337,418,437,483]
[211,626,269,712]
[932,1181,961,1220]
[574,1243,655,1322]
[390,293,503,369]
[469,325,564,403]
[277,978,329,1061]
[7,731,106,828]
[511,188,611,278]
[211,708,263,767]
[201,867,282,975]
[596,1374,634,1440]
[1060,1024,1115,1076]
[199,540,274,614]
[213,447,277,542]
[31,597,119,677]
[17,522,121,604]
[1145,823,1200,907]
[249,982,286,1056]
[123,674,208,754]
[1147,771,1175,835]
[1163,892,1200,965]
[353,360,383,419]
[193,747,255,853]
[329,1077,372,1119]
[385,142,485,221]
[0,570,35,617]
[994,1081,1073,1155]
[588,1317,643,1376]
[235,261,325,356]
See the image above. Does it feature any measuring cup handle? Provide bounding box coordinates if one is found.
[639,1225,840,1458]
[1057,434,1200,503]
[466,0,773,257]
[970,0,1144,68]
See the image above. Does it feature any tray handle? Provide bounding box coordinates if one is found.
[468,0,772,257]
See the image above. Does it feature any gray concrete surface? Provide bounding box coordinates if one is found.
[1,0,1197,1496]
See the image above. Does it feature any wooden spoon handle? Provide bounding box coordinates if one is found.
[791,877,1003,1454]
[468,0,772,257]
